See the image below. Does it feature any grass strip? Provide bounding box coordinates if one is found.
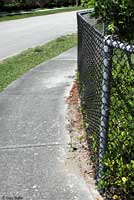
[0,34,77,92]
[0,6,81,22]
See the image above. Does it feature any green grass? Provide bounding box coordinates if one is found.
[0,34,77,92]
[0,6,81,22]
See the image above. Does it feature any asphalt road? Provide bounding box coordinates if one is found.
[0,11,77,60]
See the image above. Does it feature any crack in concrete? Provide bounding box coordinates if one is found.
[0,142,67,151]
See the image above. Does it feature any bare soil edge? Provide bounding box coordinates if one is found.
[65,81,103,200]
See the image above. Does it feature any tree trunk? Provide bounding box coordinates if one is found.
[76,0,78,6]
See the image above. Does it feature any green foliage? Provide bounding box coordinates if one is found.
[82,0,134,43]
[80,1,134,197]
[78,49,134,198]
[81,0,94,7]
[0,0,80,11]
[98,51,134,199]
[0,0,4,9]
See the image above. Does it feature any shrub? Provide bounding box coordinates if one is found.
[98,50,134,199]
[0,0,79,11]
[81,1,134,199]
[81,0,134,43]
[0,0,4,11]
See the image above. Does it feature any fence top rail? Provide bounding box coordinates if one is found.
[104,36,134,53]
[78,10,134,53]
[77,9,103,38]
[77,9,95,25]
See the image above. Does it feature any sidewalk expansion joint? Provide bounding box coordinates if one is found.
[0,142,67,151]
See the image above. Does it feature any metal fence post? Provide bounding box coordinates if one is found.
[98,37,112,180]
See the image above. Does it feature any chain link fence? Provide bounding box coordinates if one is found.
[77,10,134,182]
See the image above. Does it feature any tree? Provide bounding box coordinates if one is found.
[0,0,5,11]
[82,0,134,43]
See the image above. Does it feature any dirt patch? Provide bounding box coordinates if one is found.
[66,81,103,200]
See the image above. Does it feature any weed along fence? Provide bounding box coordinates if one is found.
[77,10,134,198]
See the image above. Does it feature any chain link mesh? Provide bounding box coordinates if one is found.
[77,11,134,179]
[77,12,104,173]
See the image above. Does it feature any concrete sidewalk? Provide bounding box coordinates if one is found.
[0,48,101,200]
